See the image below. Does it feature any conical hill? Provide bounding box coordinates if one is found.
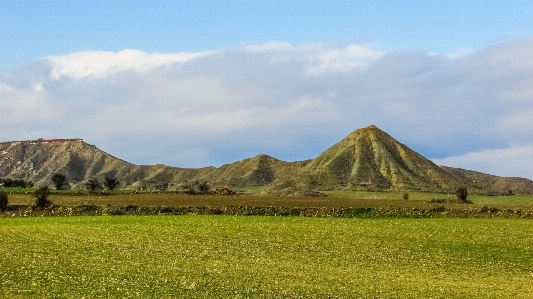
[295,125,462,191]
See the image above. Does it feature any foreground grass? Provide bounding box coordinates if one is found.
[1,216,532,298]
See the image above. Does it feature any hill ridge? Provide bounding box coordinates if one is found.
[288,125,461,192]
[1,128,532,194]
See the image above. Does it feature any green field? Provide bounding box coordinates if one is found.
[4,187,533,207]
[1,216,532,298]
[324,190,533,206]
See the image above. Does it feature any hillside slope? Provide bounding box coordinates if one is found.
[1,129,532,194]
[0,139,135,185]
[196,154,310,187]
[0,139,304,190]
[441,166,533,195]
[280,125,463,192]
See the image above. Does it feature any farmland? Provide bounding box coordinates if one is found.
[2,189,533,218]
[5,188,533,208]
[1,191,532,298]
[1,216,533,298]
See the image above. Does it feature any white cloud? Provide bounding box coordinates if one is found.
[246,42,385,75]
[245,42,294,52]
[0,82,53,124]
[500,109,533,134]
[432,145,533,180]
[433,48,475,59]
[305,44,386,75]
[1,37,533,175]
[48,49,215,80]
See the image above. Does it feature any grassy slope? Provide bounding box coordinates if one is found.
[296,126,462,192]
[1,216,532,299]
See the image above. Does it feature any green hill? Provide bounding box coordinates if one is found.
[288,125,462,192]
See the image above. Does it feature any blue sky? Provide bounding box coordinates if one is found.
[2,1,532,67]
[1,1,533,179]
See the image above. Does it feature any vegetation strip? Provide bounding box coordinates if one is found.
[2,204,532,218]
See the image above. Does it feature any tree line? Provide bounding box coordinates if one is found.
[0,178,34,188]
[51,173,120,192]
[0,173,122,210]
[1,174,120,193]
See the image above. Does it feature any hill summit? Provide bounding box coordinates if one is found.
[287,125,461,192]
[1,127,532,194]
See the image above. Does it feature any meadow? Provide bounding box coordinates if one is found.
[4,188,533,208]
[1,216,532,298]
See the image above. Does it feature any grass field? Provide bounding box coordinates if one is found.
[1,216,532,298]
[4,189,533,209]
[323,190,533,207]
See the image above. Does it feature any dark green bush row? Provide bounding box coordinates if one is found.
[0,178,33,188]
[1,205,531,218]
[0,189,7,211]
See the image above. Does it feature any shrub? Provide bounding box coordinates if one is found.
[430,205,446,212]
[85,177,101,193]
[402,192,409,200]
[104,176,120,190]
[0,178,33,188]
[51,173,68,190]
[455,187,469,202]
[195,180,210,193]
[33,186,52,208]
[482,206,499,213]
[181,180,211,194]
[0,189,8,211]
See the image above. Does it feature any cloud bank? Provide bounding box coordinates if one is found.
[1,37,533,179]
[432,145,533,180]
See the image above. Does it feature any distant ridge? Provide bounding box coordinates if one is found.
[1,128,532,194]
[0,139,305,190]
[0,138,83,145]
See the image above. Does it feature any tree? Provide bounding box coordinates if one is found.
[181,180,210,194]
[455,187,469,203]
[84,177,101,193]
[51,173,68,190]
[33,186,52,208]
[402,192,409,200]
[0,189,8,211]
[104,176,120,190]
[194,180,210,193]
[0,178,33,188]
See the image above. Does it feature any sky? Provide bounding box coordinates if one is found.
[1,0,533,179]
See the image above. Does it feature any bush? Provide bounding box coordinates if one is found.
[51,173,68,190]
[104,176,120,190]
[33,186,52,208]
[0,189,8,211]
[195,181,210,193]
[85,177,101,193]
[0,178,33,188]
[430,205,446,212]
[455,187,469,203]
[181,180,211,194]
